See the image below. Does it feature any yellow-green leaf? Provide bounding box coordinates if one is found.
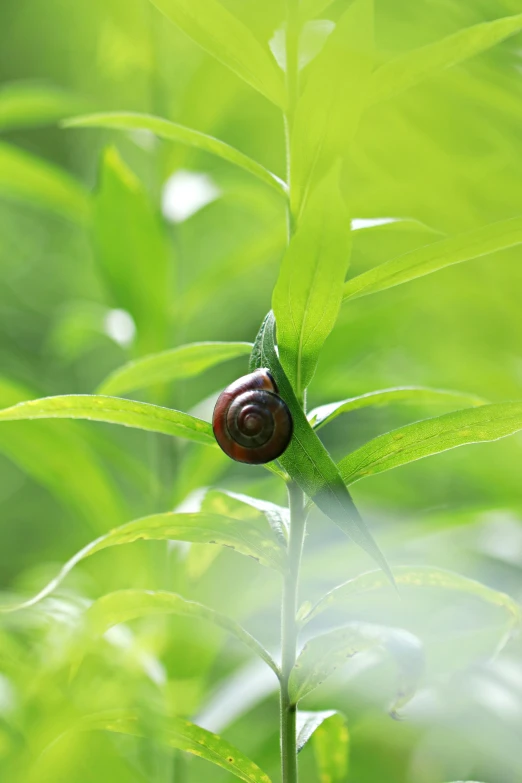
[297,711,349,783]
[0,81,87,132]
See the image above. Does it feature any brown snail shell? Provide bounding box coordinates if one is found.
[212,369,293,464]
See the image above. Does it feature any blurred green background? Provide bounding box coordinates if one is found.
[0,0,521,781]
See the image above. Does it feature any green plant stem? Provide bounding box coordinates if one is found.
[280,481,306,783]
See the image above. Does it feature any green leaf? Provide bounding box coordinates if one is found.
[289,622,423,711]
[273,166,351,396]
[64,113,287,195]
[0,509,286,614]
[97,341,253,396]
[297,711,349,782]
[370,13,522,105]
[146,0,285,107]
[0,378,126,531]
[339,402,522,485]
[0,81,87,132]
[290,0,374,219]
[250,312,394,586]
[0,394,216,446]
[309,386,487,430]
[302,566,521,632]
[343,216,522,301]
[202,488,289,546]
[80,710,273,783]
[94,147,171,354]
[299,0,336,22]
[85,589,279,675]
[0,141,90,222]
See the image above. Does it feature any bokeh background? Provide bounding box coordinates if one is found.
[0,0,521,781]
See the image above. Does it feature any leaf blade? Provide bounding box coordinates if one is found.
[64,113,287,195]
[343,217,522,301]
[338,402,522,485]
[0,81,88,131]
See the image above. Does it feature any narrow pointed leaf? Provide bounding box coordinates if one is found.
[146,0,285,107]
[64,113,287,195]
[290,622,423,711]
[0,394,215,446]
[85,590,279,675]
[98,341,253,396]
[309,387,487,429]
[303,566,521,631]
[339,402,522,485]
[250,312,394,585]
[0,510,286,613]
[297,711,349,782]
[0,81,87,131]
[202,488,289,546]
[370,13,522,105]
[80,710,273,783]
[343,217,522,301]
[0,141,90,222]
[273,166,351,396]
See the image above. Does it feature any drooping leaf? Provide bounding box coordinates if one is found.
[297,711,349,782]
[250,312,394,585]
[302,566,521,633]
[0,509,286,613]
[273,166,351,396]
[0,378,126,531]
[309,386,487,430]
[145,0,285,107]
[79,710,273,783]
[202,488,289,546]
[64,113,287,195]
[0,141,90,222]
[0,81,87,132]
[94,147,171,354]
[85,590,279,675]
[290,0,374,220]
[289,622,423,711]
[0,394,215,446]
[343,216,522,301]
[98,341,253,396]
[338,402,522,485]
[370,13,522,105]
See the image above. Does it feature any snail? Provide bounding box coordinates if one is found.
[212,369,293,464]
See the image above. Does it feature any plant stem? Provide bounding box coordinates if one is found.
[280,481,306,783]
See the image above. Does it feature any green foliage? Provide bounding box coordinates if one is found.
[297,711,349,782]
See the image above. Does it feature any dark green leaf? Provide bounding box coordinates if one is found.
[343,217,522,301]
[64,113,287,195]
[297,711,349,782]
[309,386,487,430]
[85,590,279,675]
[250,312,394,585]
[273,166,351,396]
[339,403,522,484]
[146,0,285,107]
[290,622,423,711]
[98,341,253,396]
[370,13,522,104]
[0,394,215,446]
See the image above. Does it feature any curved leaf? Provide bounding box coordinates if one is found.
[0,509,286,613]
[85,589,279,675]
[302,566,521,631]
[339,402,522,484]
[289,622,423,712]
[0,81,87,132]
[98,341,253,396]
[145,0,285,107]
[80,710,273,783]
[343,216,522,301]
[250,312,394,586]
[297,711,349,782]
[370,13,522,105]
[0,141,90,223]
[309,386,487,429]
[64,113,287,195]
[273,166,351,396]
[202,488,289,546]
[0,394,215,446]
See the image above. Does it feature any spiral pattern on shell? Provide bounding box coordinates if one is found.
[212,369,293,464]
